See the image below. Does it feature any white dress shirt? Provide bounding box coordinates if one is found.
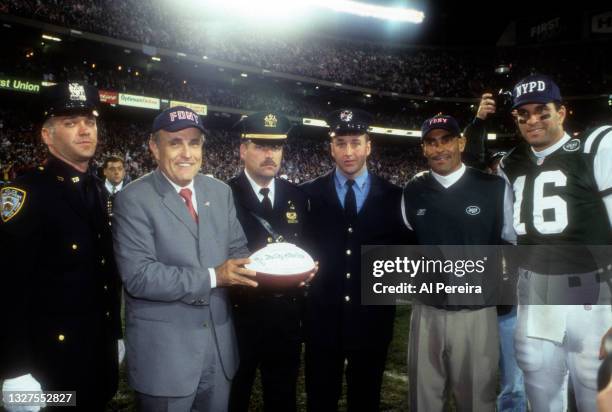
[104,179,124,194]
[244,169,275,207]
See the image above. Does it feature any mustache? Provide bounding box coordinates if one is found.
[260,160,277,167]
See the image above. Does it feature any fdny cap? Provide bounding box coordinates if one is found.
[152,106,206,134]
[421,115,461,139]
[234,111,291,142]
[326,108,373,137]
[41,82,100,119]
[512,75,562,110]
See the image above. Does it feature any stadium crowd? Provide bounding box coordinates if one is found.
[3,0,611,98]
[0,107,425,186]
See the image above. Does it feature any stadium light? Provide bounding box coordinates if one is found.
[198,0,424,23]
[311,0,424,23]
[42,34,61,42]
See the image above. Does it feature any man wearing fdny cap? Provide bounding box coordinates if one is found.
[300,108,410,411]
[401,114,513,411]
[112,106,254,411]
[0,82,123,411]
[227,112,311,412]
[493,74,612,411]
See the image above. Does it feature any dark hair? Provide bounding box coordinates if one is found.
[103,155,125,169]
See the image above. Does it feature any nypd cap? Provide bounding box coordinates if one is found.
[421,115,461,139]
[41,82,100,119]
[152,106,206,134]
[234,111,291,142]
[326,109,373,137]
[512,74,562,110]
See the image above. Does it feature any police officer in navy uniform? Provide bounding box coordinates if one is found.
[0,82,123,411]
[300,109,411,412]
[227,112,309,412]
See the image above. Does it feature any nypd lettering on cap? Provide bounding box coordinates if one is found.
[511,75,562,110]
[514,81,547,99]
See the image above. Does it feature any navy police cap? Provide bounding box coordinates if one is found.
[326,108,373,137]
[152,106,206,134]
[41,82,100,119]
[234,111,291,142]
[421,115,461,139]
[512,74,562,110]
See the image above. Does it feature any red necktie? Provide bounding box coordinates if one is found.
[179,188,198,223]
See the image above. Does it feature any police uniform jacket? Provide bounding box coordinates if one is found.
[300,170,410,350]
[228,171,308,352]
[0,157,122,402]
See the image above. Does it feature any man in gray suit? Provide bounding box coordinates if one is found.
[112,106,258,412]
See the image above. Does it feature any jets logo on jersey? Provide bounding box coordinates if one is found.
[563,139,581,152]
[465,206,481,215]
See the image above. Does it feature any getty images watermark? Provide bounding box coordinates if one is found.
[360,245,612,306]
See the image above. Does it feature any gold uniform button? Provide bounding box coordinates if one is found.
[344,296,350,302]
[348,227,353,233]
[346,273,351,279]
[71,244,78,250]
[58,334,65,342]
[346,249,351,256]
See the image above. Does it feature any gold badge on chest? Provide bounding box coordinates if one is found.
[286,201,298,224]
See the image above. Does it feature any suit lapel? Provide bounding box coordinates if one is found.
[272,178,284,212]
[359,173,383,216]
[234,172,262,214]
[321,170,344,214]
[195,175,217,260]
[154,170,198,239]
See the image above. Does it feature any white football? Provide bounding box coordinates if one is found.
[246,242,315,288]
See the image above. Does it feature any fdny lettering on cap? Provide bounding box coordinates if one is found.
[514,81,546,98]
[428,117,449,126]
[169,110,200,124]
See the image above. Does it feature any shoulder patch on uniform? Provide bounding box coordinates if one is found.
[563,139,581,152]
[1,186,27,222]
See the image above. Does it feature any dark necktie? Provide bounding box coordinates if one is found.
[179,188,198,223]
[344,179,357,219]
[260,188,273,216]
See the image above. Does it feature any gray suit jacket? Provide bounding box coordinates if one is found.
[112,169,249,397]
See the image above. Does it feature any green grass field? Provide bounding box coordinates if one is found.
[106,306,411,411]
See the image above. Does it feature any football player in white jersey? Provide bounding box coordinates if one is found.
[496,74,612,411]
